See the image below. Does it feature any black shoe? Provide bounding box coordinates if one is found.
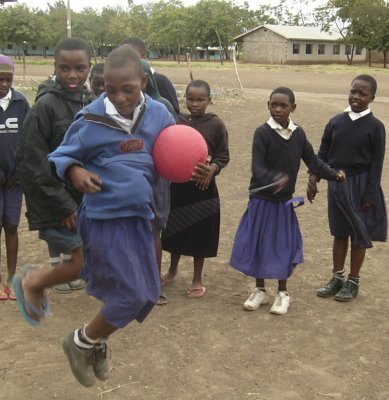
[93,343,109,381]
[316,275,344,298]
[334,279,359,302]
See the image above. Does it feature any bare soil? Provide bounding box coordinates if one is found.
[1,63,389,400]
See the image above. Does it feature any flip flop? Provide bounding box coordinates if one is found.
[186,286,207,299]
[12,266,51,327]
[0,288,8,300]
[4,286,16,300]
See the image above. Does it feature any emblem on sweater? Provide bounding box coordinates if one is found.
[120,138,144,152]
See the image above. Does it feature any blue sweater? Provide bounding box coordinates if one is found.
[0,88,30,180]
[49,94,175,220]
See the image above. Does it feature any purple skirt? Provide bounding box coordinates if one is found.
[77,206,160,329]
[230,198,303,280]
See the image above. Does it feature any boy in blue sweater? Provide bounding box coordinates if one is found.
[49,47,174,387]
[0,55,30,300]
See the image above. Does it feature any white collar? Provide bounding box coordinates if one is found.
[0,89,12,111]
[267,117,297,140]
[104,92,145,132]
[344,106,371,121]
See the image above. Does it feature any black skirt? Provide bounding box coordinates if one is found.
[161,180,220,258]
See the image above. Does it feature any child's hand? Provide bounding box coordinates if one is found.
[191,156,217,190]
[61,211,78,231]
[307,174,318,203]
[67,165,103,194]
[273,173,289,194]
[336,170,346,182]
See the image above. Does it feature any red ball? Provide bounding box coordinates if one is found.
[153,125,208,183]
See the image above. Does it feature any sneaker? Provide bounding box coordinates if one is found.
[93,343,109,381]
[316,275,344,298]
[334,279,359,302]
[270,291,290,315]
[243,287,269,311]
[68,279,85,291]
[62,332,96,387]
[53,283,72,294]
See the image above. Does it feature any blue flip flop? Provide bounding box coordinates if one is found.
[12,265,51,327]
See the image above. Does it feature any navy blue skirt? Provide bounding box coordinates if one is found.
[328,172,387,248]
[230,198,303,280]
[77,206,160,328]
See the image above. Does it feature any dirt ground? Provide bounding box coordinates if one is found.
[1,63,389,400]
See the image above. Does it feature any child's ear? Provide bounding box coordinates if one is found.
[291,103,297,113]
[371,95,375,103]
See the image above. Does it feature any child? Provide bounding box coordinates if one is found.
[161,80,229,298]
[15,37,94,299]
[230,87,345,315]
[119,36,180,114]
[312,75,387,302]
[49,46,174,387]
[119,41,177,305]
[89,63,105,97]
[0,55,30,300]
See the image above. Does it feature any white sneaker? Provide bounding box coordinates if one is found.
[270,291,290,315]
[243,287,269,311]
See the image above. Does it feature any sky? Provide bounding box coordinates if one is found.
[16,0,270,12]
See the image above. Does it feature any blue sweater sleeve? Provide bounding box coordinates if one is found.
[48,118,86,181]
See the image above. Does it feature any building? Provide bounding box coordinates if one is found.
[234,25,366,64]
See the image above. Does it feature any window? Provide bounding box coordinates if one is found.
[318,44,325,55]
[356,48,362,55]
[292,43,300,54]
[345,45,352,55]
[7,44,12,50]
[306,44,312,54]
[32,45,37,51]
[333,45,340,55]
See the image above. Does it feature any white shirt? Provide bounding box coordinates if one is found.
[104,92,145,133]
[344,106,371,121]
[267,117,298,140]
[0,89,11,111]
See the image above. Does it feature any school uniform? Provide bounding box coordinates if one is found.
[318,108,387,248]
[49,93,175,328]
[230,118,339,280]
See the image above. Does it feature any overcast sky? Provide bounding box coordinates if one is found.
[17,0,270,12]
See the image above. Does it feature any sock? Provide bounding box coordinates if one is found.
[50,257,61,265]
[333,268,345,279]
[348,275,360,286]
[73,326,98,350]
[62,254,72,261]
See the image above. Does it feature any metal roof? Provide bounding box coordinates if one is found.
[234,24,342,42]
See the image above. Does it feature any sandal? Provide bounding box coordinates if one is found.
[12,265,51,327]
[186,286,207,298]
[0,288,8,300]
[4,286,16,300]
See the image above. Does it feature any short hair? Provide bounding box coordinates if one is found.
[352,74,377,95]
[90,63,104,77]
[186,80,211,96]
[269,87,295,104]
[118,37,146,56]
[104,47,144,77]
[54,37,92,61]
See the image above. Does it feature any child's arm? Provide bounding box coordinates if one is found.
[17,103,79,219]
[48,118,102,194]
[363,122,386,206]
